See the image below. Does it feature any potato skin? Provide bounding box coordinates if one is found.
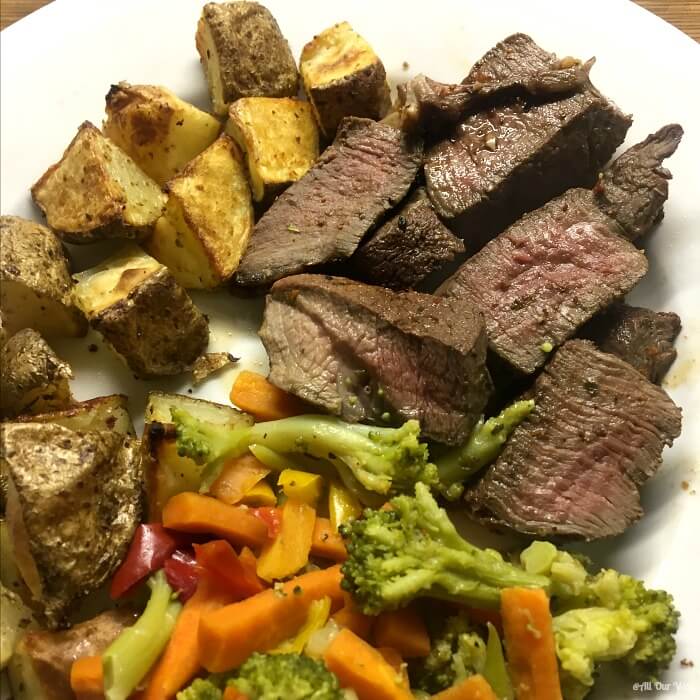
[300,22,391,137]
[91,267,209,377]
[196,1,299,116]
[0,216,86,338]
[0,330,73,420]
[103,82,221,185]
[31,122,166,243]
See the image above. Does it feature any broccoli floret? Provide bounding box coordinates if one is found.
[435,400,535,500]
[229,652,342,700]
[520,541,589,600]
[176,678,223,700]
[409,613,486,694]
[339,482,549,614]
[172,408,437,496]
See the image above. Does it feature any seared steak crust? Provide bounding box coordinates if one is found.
[260,274,492,445]
[236,118,423,287]
[465,340,682,540]
[438,188,648,374]
[582,303,681,384]
[351,188,464,290]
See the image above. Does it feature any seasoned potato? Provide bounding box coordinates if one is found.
[226,97,319,201]
[1,423,142,627]
[143,391,253,519]
[1,585,34,669]
[14,394,134,436]
[0,330,73,420]
[73,245,209,376]
[31,122,166,243]
[7,609,134,700]
[146,135,253,288]
[103,82,221,185]
[196,1,299,116]
[300,21,391,137]
[0,216,86,338]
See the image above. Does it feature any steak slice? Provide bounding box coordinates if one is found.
[424,34,631,243]
[438,188,648,374]
[259,274,492,445]
[464,340,682,540]
[235,118,423,287]
[351,188,465,290]
[593,124,683,240]
[581,303,681,384]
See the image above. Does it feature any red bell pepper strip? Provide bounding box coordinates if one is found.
[251,506,282,539]
[194,540,264,599]
[164,549,200,602]
[110,524,186,599]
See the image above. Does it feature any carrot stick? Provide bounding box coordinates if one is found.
[223,688,249,700]
[377,647,410,690]
[312,517,347,561]
[210,454,270,505]
[256,499,316,582]
[143,576,235,700]
[374,606,431,658]
[332,593,375,640]
[70,656,103,700]
[431,674,500,700]
[230,370,307,421]
[323,628,414,700]
[199,565,345,672]
[162,492,268,549]
[500,587,562,700]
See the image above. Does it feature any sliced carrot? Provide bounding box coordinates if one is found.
[374,606,430,658]
[210,454,270,505]
[500,587,562,700]
[431,674,500,700]
[162,492,267,549]
[223,688,249,700]
[256,499,315,582]
[238,546,267,590]
[143,576,235,700]
[332,593,375,640]
[323,628,413,700]
[199,565,345,672]
[312,517,347,561]
[70,655,103,700]
[230,370,307,421]
[377,647,410,690]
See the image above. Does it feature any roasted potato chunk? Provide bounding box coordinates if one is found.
[1,423,142,627]
[146,135,253,288]
[196,1,299,116]
[14,395,134,436]
[73,246,209,377]
[300,21,391,137]
[0,216,86,338]
[103,82,222,185]
[143,392,253,519]
[226,97,319,201]
[1,584,34,669]
[0,330,73,420]
[7,609,134,700]
[31,122,166,243]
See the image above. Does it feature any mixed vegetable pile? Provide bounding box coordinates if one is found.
[65,371,679,700]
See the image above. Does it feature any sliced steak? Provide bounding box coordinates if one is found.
[581,303,681,384]
[351,188,465,290]
[464,340,682,540]
[259,274,492,445]
[424,34,631,243]
[593,124,683,240]
[235,118,423,287]
[438,188,648,374]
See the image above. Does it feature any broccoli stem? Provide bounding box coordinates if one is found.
[435,400,535,494]
[103,570,182,700]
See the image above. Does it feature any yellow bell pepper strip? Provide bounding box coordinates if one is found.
[278,469,324,505]
[239,480,276,506]
[273,596,332,654]
[328,480,362,531]
[256,499,316,582]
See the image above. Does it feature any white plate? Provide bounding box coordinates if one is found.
[2,0,699,696]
